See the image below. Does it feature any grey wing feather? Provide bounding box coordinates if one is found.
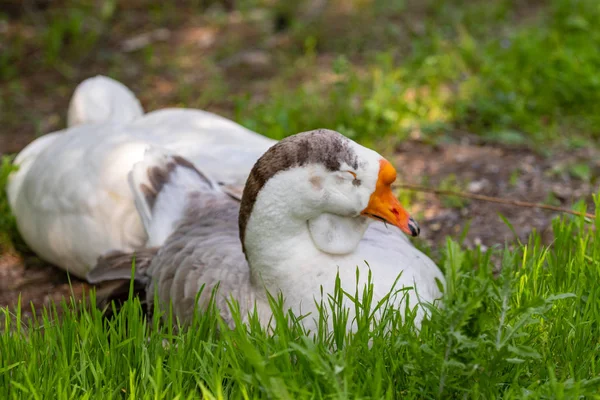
[86,247,158,316]
[129,147,219,247]
[87,247,159,284]
[89,150,253,327]
[146,191,254,327]
[220,183,245,201]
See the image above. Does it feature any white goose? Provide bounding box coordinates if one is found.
[7,76,275,278]
[88,129,445,331]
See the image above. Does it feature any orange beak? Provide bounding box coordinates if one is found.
[360,159,420,237]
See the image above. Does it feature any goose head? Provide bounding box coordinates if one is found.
[239,129,419,270]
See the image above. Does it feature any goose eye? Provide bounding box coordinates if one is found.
[343,170,361,187]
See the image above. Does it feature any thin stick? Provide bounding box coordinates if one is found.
[394,183,596,220]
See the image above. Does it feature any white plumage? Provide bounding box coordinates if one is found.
[7,76,275,278]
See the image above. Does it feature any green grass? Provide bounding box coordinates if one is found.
[0,1,117,80]
[446,0,600,145]
[0,157,18,252]
[233,0,600,147]
[1,201,599,398]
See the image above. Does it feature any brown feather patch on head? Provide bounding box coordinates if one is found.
[238,129,358,248]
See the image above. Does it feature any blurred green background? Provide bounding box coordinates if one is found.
[2,0,600,153]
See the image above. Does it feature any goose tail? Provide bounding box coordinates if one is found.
[129,147,217,247]
[87,248,158,284]
[67,75,144,128]
[86,247,158,317]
